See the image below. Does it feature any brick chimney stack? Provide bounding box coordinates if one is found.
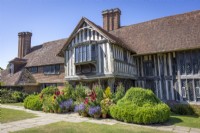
[102,8,121,31]
[18,32,32,58]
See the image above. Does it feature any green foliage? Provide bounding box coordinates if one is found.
[73,83,87,102]
[171,104,196,116]
[12,91,28,102]
[0,82,4,86]
[0,89,28,103]
[41,86,58,96]
[100,98,113,115]
[42,95,54,112]
[62,82,75,100]
[24,94,42,111]
[113,83,125,103]
[110,87,170,124]
[93,85,104,104]
[104,86,112,99]
[118,87,160,106]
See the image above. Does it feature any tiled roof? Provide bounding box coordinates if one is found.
[1,69,23,86]
[24,38,67,67]
[109,10,200,55]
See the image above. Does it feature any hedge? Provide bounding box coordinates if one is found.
[24,94,42,111]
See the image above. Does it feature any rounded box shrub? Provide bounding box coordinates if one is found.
[110,87,170,124]
[24,94,42,111]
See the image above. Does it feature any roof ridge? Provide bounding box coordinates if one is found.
[111,10,200,32]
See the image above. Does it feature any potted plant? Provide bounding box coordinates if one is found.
[100,98,113,118]
[88,106,101,118]
[74,103,88,117]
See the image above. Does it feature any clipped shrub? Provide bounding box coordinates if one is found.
[110,87,170,124]
[24,94,42,110]
[118,87,160,106]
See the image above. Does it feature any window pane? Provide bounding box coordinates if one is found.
[181,80,187,99]
[82,45,86,61]
[51,65,55,74]
[55,65,60,74]
[86,45,90,61]
[195,80,200,98]
[186,53,192,75]
[75,47,79,63]
[180,53,185,75]
[79,46,82,62]
[91,45,96,60]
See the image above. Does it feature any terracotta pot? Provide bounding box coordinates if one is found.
[102,114,107,119]
[94,114,101,119]
[81,112,88,117]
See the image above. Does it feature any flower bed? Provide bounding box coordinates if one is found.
[23,82,170,124]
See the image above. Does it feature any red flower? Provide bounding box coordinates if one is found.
[54,95,56,99]
[84,98,89,104]
[55,91,60,96]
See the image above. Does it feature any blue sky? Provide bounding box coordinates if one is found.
[0,0,200,69]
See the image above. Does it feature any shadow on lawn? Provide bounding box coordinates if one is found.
[164,114,199,126]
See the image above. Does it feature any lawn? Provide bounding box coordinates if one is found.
[13,121,170,133]
[0,108,37,123]
[167,114,200,128]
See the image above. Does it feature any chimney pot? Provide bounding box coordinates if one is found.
[102,8,121,31]
[18,32,32,58]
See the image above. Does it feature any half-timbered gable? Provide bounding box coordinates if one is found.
[59,17,137,89]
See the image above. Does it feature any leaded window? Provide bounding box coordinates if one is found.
[82,45,86,62]
[144,61,153,76]
[180,53,185,75]
[123,50,127,62]
[186,54,192,75]
[181,80,187,98]
[29,67,38,73]
[91,45,96,60]
[86,45,90,61]
[188,80,194,101]
[79,47,82,62]
[195,80,200,98]
[84,29,87,40]
[75,47,79,63]
[44,65,60,74]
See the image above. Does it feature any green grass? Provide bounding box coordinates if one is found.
[3,102,24,107]
[13,121,171,133]
[0,108,37,123]
[167,114,200,128]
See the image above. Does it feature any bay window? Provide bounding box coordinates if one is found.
[75,44,96,64]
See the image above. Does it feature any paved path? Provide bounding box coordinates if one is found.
[1,104,200,133]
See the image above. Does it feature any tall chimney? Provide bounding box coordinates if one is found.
[18,32,32,58]
[102,8,121,31]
